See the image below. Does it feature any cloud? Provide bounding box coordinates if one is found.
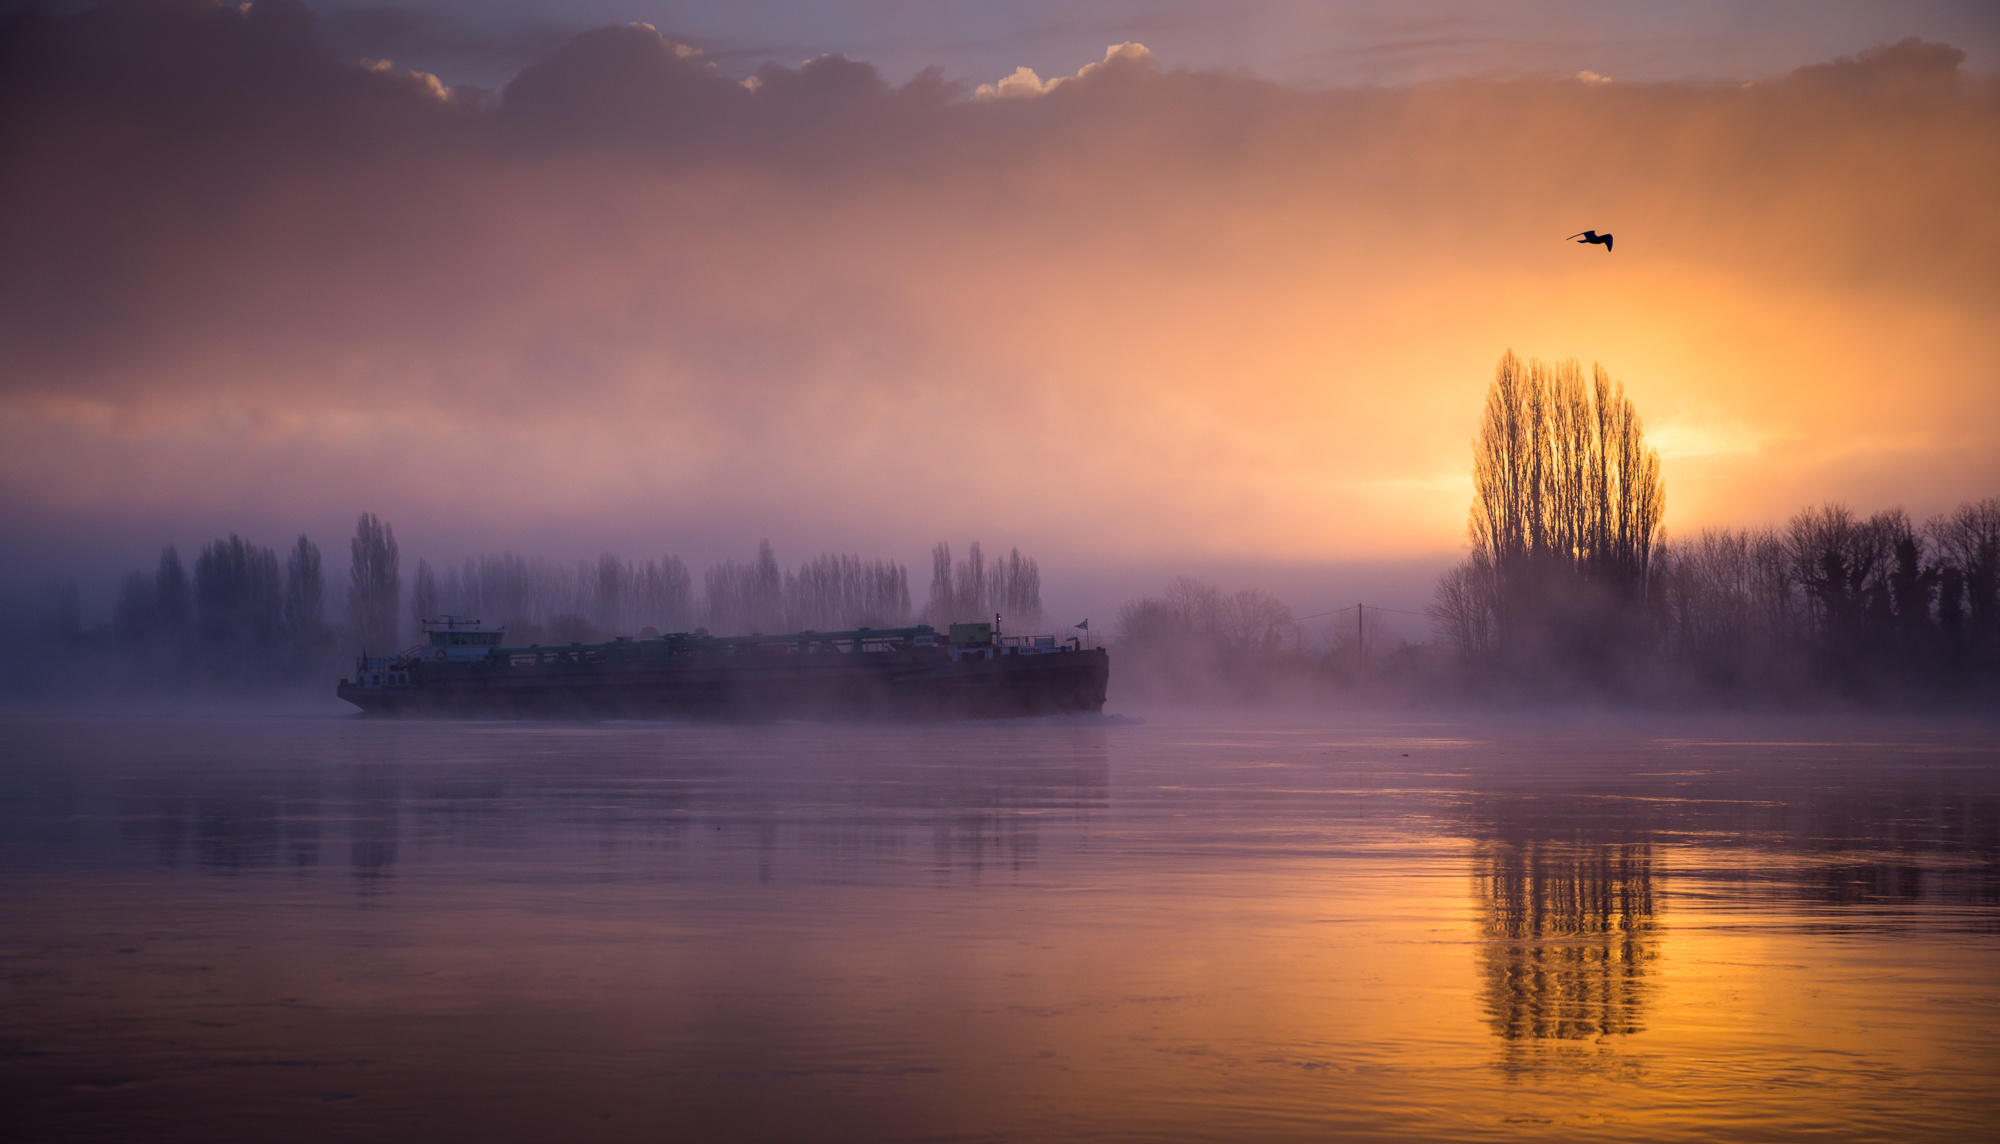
[974,41,1153,99]
[359,56,451,101]
[498,22,733,135]
[975,64,1054,101]
[1788,36,1967,92]
[0,2,1995,571]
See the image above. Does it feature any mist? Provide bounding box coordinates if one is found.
[3,3,1998,711]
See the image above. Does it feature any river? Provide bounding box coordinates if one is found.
[3,710,1996,1141]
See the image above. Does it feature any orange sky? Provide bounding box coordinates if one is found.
[2,8,1996,590]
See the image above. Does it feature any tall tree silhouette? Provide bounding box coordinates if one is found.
[347,512,401,654]
[1450,351,1664,674]
[411,557,439,631]
[701,539,784,634]
[282,534,328,672]
[1933,498,2000,672]
[283,535,324,635]
[194,535,282,677]
[923,541,1043,626]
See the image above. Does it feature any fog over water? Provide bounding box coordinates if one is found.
[4,709,1997,1141]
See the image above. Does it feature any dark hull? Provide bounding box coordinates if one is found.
[338,647,1109,720]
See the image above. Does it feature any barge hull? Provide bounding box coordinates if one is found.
[338,647,1109,720]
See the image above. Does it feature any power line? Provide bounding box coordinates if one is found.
[1294,603,1429,622]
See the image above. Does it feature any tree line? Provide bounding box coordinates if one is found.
[923,542,1044,630]
[412,538,1038,645]
[1432,351,2000,702]
[64,519,1044,690]
[1112,577,1303,697]
[1651,500,2000,698]
[107,512,398,682]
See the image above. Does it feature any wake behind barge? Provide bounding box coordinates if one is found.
[337,618,1109,719]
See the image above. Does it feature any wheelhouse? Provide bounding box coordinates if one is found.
[423,615,507,663]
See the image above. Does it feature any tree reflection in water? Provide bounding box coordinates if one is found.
[1475,838,1659,1069]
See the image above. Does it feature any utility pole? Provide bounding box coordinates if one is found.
[1357,603,1366,672]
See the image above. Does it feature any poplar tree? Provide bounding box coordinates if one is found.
[1448,351,1665,670]
[347,512,401,653]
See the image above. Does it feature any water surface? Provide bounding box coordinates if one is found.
[3,711,1997,1141]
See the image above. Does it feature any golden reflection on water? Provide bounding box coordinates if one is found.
[1477,841,1657,1057]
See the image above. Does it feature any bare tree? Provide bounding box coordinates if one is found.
[783,554,912,631]
[283,536,324,635]
[955,542,988,622]
[996,547,1044,627]
[411,558,439,631]
[282,534,328,673]
[1114,576,1300,697]
[1452,352,1664,673]
[702,540,785,634]
[195,534,282,677]
[592,553,627,632]
[347,512,400,653]
[1430,555,1494,662]
[637,555,693,632]
[1932,497,2000,669]
[926,543,954,624]
[924,541,1045,627]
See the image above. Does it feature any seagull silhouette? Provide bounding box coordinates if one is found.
[1567,230,1614,252]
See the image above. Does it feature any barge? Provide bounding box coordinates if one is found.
[337,617,1109,719]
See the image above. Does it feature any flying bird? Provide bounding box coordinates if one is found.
[1567,230,1614,252]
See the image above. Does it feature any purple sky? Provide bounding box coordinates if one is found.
[309,0,2000,90]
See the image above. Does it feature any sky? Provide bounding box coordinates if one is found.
[2,1,1997,623]
[302,1,2000,91]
